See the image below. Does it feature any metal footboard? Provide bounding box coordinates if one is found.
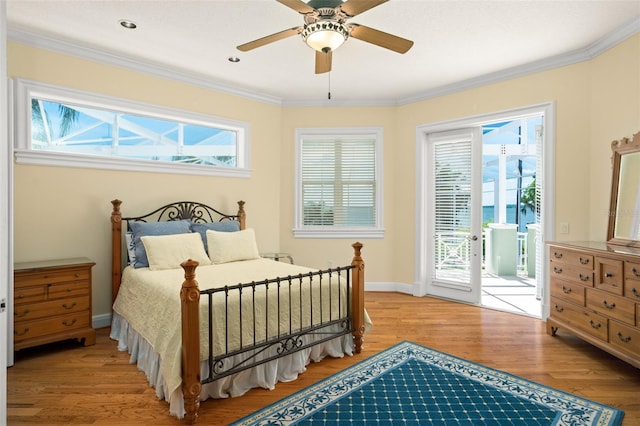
[200,266,355,384]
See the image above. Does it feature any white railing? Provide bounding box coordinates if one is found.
[517,231,528,274]
[434,230,529,276]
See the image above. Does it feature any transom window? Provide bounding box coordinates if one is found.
[294,127,384,238]
[13,79,250,177]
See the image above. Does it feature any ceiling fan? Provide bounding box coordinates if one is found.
[236,0,414,74]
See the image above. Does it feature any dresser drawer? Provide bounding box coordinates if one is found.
[625,261,640,280]
[595,257,624,295]
[14,286,46,305]
[625,278,640,300]
[549,263,593,286]
[14,296,90,322]
[13,312,91,343]
[586,288,635,325]
[609,321,640,359]
[551,297,608,341]
[15,267,91,287]
[48,281,90,299]
[549,248,594,269]
[550,277,586,306]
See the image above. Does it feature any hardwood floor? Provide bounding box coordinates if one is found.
[8,292,640,425]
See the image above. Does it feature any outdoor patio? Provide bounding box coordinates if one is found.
[481,272,540,317]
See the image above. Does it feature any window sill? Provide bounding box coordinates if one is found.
[293,228,384,239]
[14,150,251,178]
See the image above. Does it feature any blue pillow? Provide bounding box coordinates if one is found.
[190,221,240,253]
[129,220,191,268]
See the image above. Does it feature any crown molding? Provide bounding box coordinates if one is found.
[398,16,640,106]
[7,26,284,106]
[8,16,640,108]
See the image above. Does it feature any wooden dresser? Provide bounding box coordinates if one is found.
[13,257,96,351]
[547,241,640,368]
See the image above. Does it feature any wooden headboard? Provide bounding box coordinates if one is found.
[110,199,246,304]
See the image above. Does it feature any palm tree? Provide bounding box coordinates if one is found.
[31,99,79,140]
[520,176,537,215]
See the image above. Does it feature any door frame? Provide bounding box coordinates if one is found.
[414,102,556,319]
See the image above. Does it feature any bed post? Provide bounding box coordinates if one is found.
[351,242,365,354]
[237,200,246,230]
[180,259,202,425]
[111,199,122,305]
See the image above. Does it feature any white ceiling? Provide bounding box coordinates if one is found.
[6,0,640,105]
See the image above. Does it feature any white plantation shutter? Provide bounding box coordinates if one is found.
[295,128,383,238]
[433,139,473,280]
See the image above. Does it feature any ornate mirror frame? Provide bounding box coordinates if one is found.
[607,131,640,247]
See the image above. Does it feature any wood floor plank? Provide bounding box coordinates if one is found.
[7,292,640,425]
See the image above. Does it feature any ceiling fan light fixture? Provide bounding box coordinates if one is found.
[302,20,349,52]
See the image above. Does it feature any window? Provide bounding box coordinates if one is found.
[294,127,384,238]
[12,79,250,177]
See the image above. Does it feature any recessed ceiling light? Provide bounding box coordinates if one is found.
[119,19,137,29]
[228,56,240,63]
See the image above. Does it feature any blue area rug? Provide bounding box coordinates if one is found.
[232,341,624,426]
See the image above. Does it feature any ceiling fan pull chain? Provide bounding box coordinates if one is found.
[328,71,331,100]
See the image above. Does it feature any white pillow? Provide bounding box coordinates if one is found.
[206,228,260,264]
[141,232,211,271]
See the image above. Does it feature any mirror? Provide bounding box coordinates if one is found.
[607,131,640,247]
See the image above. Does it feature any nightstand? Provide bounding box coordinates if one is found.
[13,257,96,351]
[261,252,294,264]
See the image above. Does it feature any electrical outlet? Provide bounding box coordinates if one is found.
[559,222,570,234]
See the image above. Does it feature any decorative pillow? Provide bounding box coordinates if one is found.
[190,221,240,253]
[141,232,211,271]
[206,228,260,264]
[129,220,191,268]
[124,232,137,266]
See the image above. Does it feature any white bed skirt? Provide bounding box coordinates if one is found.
[110,312,354,419]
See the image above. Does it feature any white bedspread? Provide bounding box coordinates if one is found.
[111,258,370,418]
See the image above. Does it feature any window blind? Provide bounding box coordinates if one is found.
[301,137,376,227]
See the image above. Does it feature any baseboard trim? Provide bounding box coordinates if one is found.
[365,282,413,294]
[92,313,111,329]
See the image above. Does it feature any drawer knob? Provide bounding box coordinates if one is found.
[553,252,563,259]
[605,272,613,278]
[62,319,77,327]
[589,319,602,329]
[579,274,590,282]
[14,327,29,336]
[74,273,80,278]
[602,300,616,310]
[562,286,572,294]
[62,302,77,310]
[579,257,590,265]
[553,266,563,274]
[632,288,640,298]
[632,267,640,278]
[554,304,564,313]
[14,309,30,318]
[617,332,631,343]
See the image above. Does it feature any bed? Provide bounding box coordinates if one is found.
[108,199,368,423]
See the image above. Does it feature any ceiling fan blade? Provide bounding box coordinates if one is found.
[237,27,302,52]
[349,24,414,54]
[277,0,316,14]
[315,50,332,74]
[339,0,389,17]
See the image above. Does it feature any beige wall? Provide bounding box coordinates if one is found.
[589,35,640,240]
[8,34,640,318]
